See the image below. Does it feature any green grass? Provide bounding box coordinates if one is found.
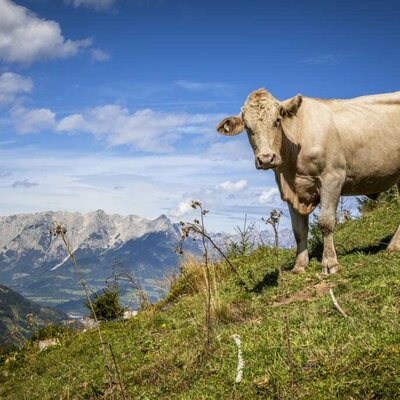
[1,201,400,399]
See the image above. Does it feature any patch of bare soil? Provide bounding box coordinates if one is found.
[272,281,336,307]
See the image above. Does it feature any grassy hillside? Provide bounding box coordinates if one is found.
[0,200,400,399]
[0,285,67,349]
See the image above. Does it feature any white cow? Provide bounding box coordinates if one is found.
[217,88,400,274]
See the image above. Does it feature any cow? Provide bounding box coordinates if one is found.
[217,88,400,274]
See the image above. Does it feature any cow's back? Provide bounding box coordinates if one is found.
[297,92,400,196]
[333,92,400,195]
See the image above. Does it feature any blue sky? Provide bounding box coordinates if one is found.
[0,0,399,231]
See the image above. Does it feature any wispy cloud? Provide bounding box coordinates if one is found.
[175,80,236,93]
[300,54,339,65]
[64,0,116,11]
[208,139,252,161]
[11,179,39,189]
[57,105,221,152]
[90,48,111,62]
[0,147,269,231]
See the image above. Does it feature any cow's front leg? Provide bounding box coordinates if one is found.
[318,178,343,274]
[289,204,309,274]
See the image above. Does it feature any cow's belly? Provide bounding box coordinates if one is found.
[340,126,400,195]
[342,170,400,195]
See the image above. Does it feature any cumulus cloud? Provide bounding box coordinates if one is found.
[11,178,38,189]
[258,188,280,205]
[57,105,219,152]
[0,0,92,64]
[0,72,33,105]
[65,0,116,10]
[11,107,56,134]
[217,179,247,192]
[169,199,194,218]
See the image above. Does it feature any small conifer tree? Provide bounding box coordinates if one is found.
[85,284,125,321]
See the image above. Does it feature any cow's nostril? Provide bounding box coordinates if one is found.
[257,153,279,168]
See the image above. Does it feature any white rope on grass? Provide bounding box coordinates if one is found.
[232,334,244,383]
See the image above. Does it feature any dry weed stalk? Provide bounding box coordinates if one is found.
[329,289,348,318]
[51,223,127,400]
[112,260,151,311]
[177,201,248,289]
[262,209,282,249]
[179,201,212,347]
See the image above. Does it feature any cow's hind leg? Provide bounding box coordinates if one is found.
[318,176,343,274]
[289,204,309,274]
[387,183,400,252]
[387,224,400,251]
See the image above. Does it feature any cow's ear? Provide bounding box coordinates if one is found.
[216,115,245,136]
[280,94,303,118]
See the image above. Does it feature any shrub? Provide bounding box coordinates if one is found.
[85,284,125,321]
[30,324,73,341]
[308,213,323,258]
[357,185,399,214]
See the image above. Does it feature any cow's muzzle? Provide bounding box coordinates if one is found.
[256,153,281,170]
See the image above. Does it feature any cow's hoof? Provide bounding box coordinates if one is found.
[292,266,305,274]
[322,258,339,275]
[322,266,338,275]
[328,266,338,274]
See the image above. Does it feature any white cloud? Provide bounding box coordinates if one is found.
[0,72,33,105]
[90,48,111,62]
[259,188,280,205]
[65,0,116,10]
[169,199,194,218]
[0,0,92,64]
[208,139,251,160]
[11,107,56,134]
[0,147,285,232]
[217,179,247,192]
[57,105,219,152]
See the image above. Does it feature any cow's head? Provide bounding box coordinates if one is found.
[216,88,302,170]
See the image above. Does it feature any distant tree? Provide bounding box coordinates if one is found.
[85,284,125,321]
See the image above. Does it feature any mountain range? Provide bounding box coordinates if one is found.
[0,210,294,316]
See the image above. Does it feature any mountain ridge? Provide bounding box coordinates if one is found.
[0,209,294,316]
